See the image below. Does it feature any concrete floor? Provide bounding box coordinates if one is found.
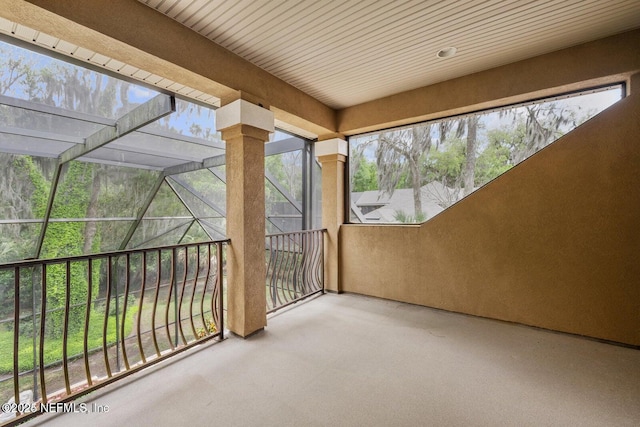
[29,293,640,427]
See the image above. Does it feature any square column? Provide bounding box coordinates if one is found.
[316,137,348,293]
[217,98,274,337]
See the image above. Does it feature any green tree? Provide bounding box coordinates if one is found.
[475,125,525,185]
[40,162,96,338]
[0,44,133,335]
[422,136,465,208]
[461,116,480,196]
[0,155,50,319]
[0,45,33,96]
[351,155,377,192]
[376,125,432,218]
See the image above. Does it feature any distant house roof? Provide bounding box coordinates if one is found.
[353,182,464,223]
[354,191,392,206]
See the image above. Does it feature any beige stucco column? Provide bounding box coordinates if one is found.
[216,97,274,337]
[316,136,348,293]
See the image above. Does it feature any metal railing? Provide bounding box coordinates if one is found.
[0,239,228,426]
[265,229,325,314]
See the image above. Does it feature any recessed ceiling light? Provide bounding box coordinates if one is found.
[436,47,457,58]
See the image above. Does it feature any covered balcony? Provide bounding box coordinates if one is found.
[0,1,639,425]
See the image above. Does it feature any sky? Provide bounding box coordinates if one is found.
[1,40,157,109]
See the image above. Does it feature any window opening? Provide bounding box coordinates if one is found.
[349,85,624,224]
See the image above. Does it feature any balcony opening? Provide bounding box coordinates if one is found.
[349,85,624,224]
[0,36,324,426]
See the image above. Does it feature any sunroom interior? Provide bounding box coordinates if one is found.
[0,0,639,426]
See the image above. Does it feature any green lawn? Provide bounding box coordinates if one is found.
[0,308,136,375]
[0,281,225,376]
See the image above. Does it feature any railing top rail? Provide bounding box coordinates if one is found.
[265,228,327,239]
[0,238,231,269]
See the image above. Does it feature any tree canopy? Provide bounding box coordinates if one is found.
[350,88,621,224]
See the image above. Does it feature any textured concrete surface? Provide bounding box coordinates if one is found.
[29,293,640,427]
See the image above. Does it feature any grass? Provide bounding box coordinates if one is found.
[0,279,226,376]
[0,307,136,375]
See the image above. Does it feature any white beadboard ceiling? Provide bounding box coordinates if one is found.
[138,0,640,109]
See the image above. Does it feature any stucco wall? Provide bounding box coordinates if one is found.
[341,87,640,346]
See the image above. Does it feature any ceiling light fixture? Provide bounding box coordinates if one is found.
[436,47,457,58]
